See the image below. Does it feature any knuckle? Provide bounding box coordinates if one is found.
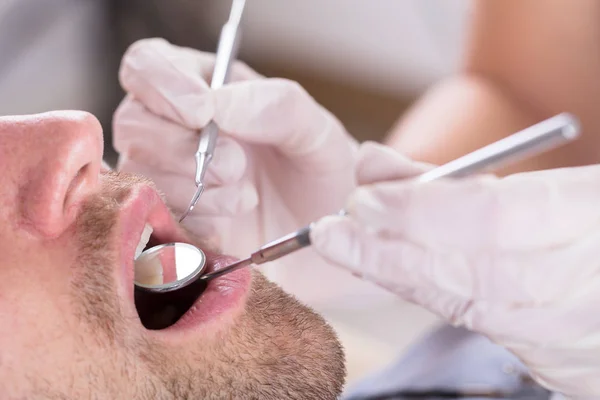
[123,37,165,62]
[270,78,308,99]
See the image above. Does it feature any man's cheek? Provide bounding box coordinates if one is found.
[0,243,81,339]
[0,285,74,371]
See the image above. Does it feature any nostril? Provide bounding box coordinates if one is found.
[19,160,100,239]
[64,163,94,211]
[14,111,104,238]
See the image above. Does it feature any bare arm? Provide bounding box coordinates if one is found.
[386,0,600,175]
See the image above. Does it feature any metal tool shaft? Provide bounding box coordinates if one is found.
[194,0,246,183]
[197,0,245,159]
[179,0,246,223]
[212,0,245,88]
[200,226,312,281]
[200,113,580,280]
[416,113,579,182]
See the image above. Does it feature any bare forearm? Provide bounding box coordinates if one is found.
[385,75,572,175]
[386,0,600,175]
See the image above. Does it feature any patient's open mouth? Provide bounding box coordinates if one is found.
[121,185,251,333]
[133,225,210,330]
[135,274,208,330]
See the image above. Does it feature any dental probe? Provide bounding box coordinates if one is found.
[179,0,247,223]
[200,113,580,281]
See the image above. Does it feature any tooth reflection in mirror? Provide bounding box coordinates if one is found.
[134,242,208,330]
[134,243,206,291]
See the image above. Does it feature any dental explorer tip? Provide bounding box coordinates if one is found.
[179,185,205,223]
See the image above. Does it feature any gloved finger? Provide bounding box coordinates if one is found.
[310,215,557,320]
[212,78,358,172]
[456,226,600,306]
[345,176,498,248]
[311,215,577,318]
[114,98,247,186]
[461,288,600,347]
[462,296,600,397]
[311,215,474,319]
[119,38,260,129]
[119,39,213,128]
[120,162,258,216]
[332,213,600,308]
[347,165,600,251]
[311,215,432,287]
[356,141,434,184]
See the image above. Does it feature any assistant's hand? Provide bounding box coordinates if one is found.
[113,38,359,304]
[312,141,600,397]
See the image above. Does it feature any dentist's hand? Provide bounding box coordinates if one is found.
[312,142,600,397]
[113,38,359,303]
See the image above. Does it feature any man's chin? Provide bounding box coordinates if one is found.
[138,271,346,399]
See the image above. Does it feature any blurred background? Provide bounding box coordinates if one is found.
[0,0,471,388]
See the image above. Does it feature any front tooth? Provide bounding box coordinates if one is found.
[134,224,153,259]
[134,256,164,285]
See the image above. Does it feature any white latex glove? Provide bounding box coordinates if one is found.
[312,141,600,398]
[113,38,366,307]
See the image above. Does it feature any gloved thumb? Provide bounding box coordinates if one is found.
[119,38,216,129]
[311,215,426,286]
[311,215,364,273]
[311,214,481,323]
[356,141,434,185]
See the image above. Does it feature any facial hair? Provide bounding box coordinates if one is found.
[28,171,346,399]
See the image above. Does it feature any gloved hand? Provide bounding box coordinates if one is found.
[312,141,600,397]
[113,38,361,306]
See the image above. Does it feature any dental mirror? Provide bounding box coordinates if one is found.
[134,242,209,330]
[134,242,206,293]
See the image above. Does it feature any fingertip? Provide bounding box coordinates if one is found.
[112,98,203,175]
[118,38,215,129]
[311,216,362,271]
[348,186,388,218]
[346,183,418,236]
[119,38,170,89]
[356,142,433,184]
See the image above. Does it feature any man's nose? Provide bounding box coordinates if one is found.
[5,111,104,238]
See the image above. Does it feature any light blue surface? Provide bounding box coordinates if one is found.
[343,324,553,399]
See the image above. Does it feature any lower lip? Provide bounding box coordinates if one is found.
[140,254,252,335]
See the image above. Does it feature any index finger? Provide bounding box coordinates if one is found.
[348,165,600,251]
[119,38,260,129]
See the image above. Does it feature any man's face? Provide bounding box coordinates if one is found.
[0,111,345,399]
